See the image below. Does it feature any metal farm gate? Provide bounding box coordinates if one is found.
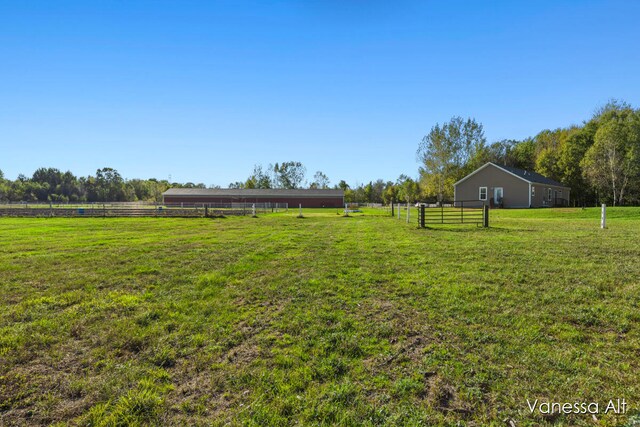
[417,201,488,228]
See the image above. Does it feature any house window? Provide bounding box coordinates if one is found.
[531,186,535,197]
[479,187,487,201]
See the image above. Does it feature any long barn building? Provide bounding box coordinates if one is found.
[162,188,344,208]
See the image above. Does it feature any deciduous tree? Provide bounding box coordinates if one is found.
[417,117,486,202]
[272,161,306,189]
[309,171,330,189]
[581,115,640,205]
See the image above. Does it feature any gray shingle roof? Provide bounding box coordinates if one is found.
[494,164,568,187]
[163,188,344,198]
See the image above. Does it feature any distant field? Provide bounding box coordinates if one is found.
[1,208,639,426]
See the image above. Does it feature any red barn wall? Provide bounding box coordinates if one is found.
[163,196,344,208]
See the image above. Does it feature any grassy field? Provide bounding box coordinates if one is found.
[1,207,639,426]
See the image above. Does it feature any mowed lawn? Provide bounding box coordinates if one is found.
[1,208,639,426]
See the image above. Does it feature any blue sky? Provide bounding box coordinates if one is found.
[1,0,639,186]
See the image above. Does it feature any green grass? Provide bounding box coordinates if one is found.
[1,207,639,426]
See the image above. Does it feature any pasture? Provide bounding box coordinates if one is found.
[1,208,639,426]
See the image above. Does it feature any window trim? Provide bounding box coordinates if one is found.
[479,186,487,201]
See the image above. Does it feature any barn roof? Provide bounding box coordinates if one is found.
[454,162,569,188]
[163,188,344,198]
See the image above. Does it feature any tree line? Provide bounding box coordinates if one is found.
[0,162,412,205]
[225,161,419,205]
[417,100,640,206]
[3,100,637,205]
[0,168,205,203]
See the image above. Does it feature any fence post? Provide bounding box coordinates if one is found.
[601,204,606,228]
[441,204,444,224]
[460,201,463,224]
[252,203,256,218]
[391,199,394,217]
[398,203,401,219]
[298,204,303,218]
[420,205,425,228]
[406,202,410,223]
[205,206,208,218]
[483,205,489,228]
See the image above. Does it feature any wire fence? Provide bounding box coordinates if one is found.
[0,202,289,218]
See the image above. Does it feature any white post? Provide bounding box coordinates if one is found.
[252,203,256,217]
[601,204,606,229]
[299,204,302,217]
[406,202,410,223]
[398,203,401,219]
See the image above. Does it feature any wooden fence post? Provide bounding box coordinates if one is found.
[483,205,489,228]
[391,199,394,217]
[420,205,425,228]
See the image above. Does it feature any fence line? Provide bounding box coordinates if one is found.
[0,202,289,218]
[0,201,288,209]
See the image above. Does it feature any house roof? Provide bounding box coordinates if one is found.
[454,162,569,188]
[163,188,344,198]
[495,164,567,187]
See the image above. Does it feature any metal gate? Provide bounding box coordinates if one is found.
[417,201,488,228]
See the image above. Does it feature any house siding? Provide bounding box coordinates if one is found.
[455,163,571,208]
[530,184,570,207]
[455,164,531,208]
